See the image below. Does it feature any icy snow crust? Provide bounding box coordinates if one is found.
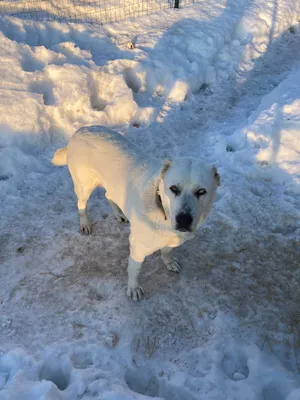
[0,0,300,399]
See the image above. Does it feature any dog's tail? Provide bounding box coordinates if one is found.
[51,147,68,166]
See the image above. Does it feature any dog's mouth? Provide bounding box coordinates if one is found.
[175,223,195,233]
[176,227,192,233]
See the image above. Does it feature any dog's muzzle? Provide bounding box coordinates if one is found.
[175,212,193,232]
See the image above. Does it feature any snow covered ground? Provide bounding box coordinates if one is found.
[0,0,300,398]
[0,0,174,25]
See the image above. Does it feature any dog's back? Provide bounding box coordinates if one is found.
[53,125,155,218]
[70,125,146,170]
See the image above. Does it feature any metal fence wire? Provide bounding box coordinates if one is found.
[0,0,194,25]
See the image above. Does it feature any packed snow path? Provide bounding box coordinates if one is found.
[0,1,300,399]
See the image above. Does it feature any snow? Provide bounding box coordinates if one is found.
[0,0,300,399]
[0,0,172,24]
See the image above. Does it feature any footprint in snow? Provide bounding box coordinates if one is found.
[125,368,159,397]
[29,79,55,106]
[40,358,70,391]
[221,350,249,381]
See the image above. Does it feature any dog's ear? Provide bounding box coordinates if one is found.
[212,165,220,186]
[160,159,172,178]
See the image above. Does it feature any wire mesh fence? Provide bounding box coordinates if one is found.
[0,0,195,25]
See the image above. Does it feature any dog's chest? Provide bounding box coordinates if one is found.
[154,228,194,249]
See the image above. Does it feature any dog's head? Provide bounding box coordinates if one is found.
[158,157,220,232]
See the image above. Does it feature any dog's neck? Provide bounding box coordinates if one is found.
[156,190,167,221]
[142,172,168,222]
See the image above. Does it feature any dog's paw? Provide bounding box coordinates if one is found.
[165,258,181,273]
[127,286,144,301]
[80,222,92,234]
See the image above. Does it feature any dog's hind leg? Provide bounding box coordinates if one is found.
[68,163,100,234]
[161,247,181,272]
[74,183,95,234]
[106,197,129,223]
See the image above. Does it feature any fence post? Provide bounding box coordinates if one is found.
[175,0,179,8]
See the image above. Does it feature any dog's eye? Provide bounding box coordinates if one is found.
[195,188,207,198]
[170,185,180,196]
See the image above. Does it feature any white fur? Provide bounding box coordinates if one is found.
[52,126,220,300]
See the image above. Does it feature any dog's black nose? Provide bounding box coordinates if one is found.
[176,212,193,232]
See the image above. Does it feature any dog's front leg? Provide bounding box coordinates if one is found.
[127,256,145,301]
[126,236,148,301]
[161,247,181,272]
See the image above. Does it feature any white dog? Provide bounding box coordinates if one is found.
[52,126,220,300]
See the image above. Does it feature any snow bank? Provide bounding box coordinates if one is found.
[246,69,300,192]
[218,66,300,221]
[1,0,299,148]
